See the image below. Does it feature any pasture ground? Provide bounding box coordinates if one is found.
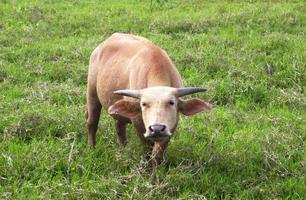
[0,0,305,199]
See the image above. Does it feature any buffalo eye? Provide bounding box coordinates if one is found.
[168,100,175,106]
[142,102,147,107]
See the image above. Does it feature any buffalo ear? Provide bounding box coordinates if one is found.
[178,98,212,116]
[108,100,141,118]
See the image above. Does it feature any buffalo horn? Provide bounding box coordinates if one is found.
[114,89,141,99]
[176,87,207,97]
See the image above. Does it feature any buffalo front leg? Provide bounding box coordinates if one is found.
[132,118,152,146]
[132,118,154,161]
[86,93,102,147]
[152,140,169,166]
[150,140,169,182]
[116,120,127,145]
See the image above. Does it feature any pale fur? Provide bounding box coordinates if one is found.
[87,33,209,165]
[139,87,179,138]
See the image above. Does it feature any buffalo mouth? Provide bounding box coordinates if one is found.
[144,132,171,141]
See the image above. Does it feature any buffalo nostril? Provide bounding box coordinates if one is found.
[149,124,166,134]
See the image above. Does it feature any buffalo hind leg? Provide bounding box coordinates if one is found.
[86,94,102,147]
[116,120,127,145]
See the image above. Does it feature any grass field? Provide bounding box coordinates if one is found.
[0,0,305,199]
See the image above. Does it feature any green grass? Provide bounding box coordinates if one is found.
[0,0,305,199]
